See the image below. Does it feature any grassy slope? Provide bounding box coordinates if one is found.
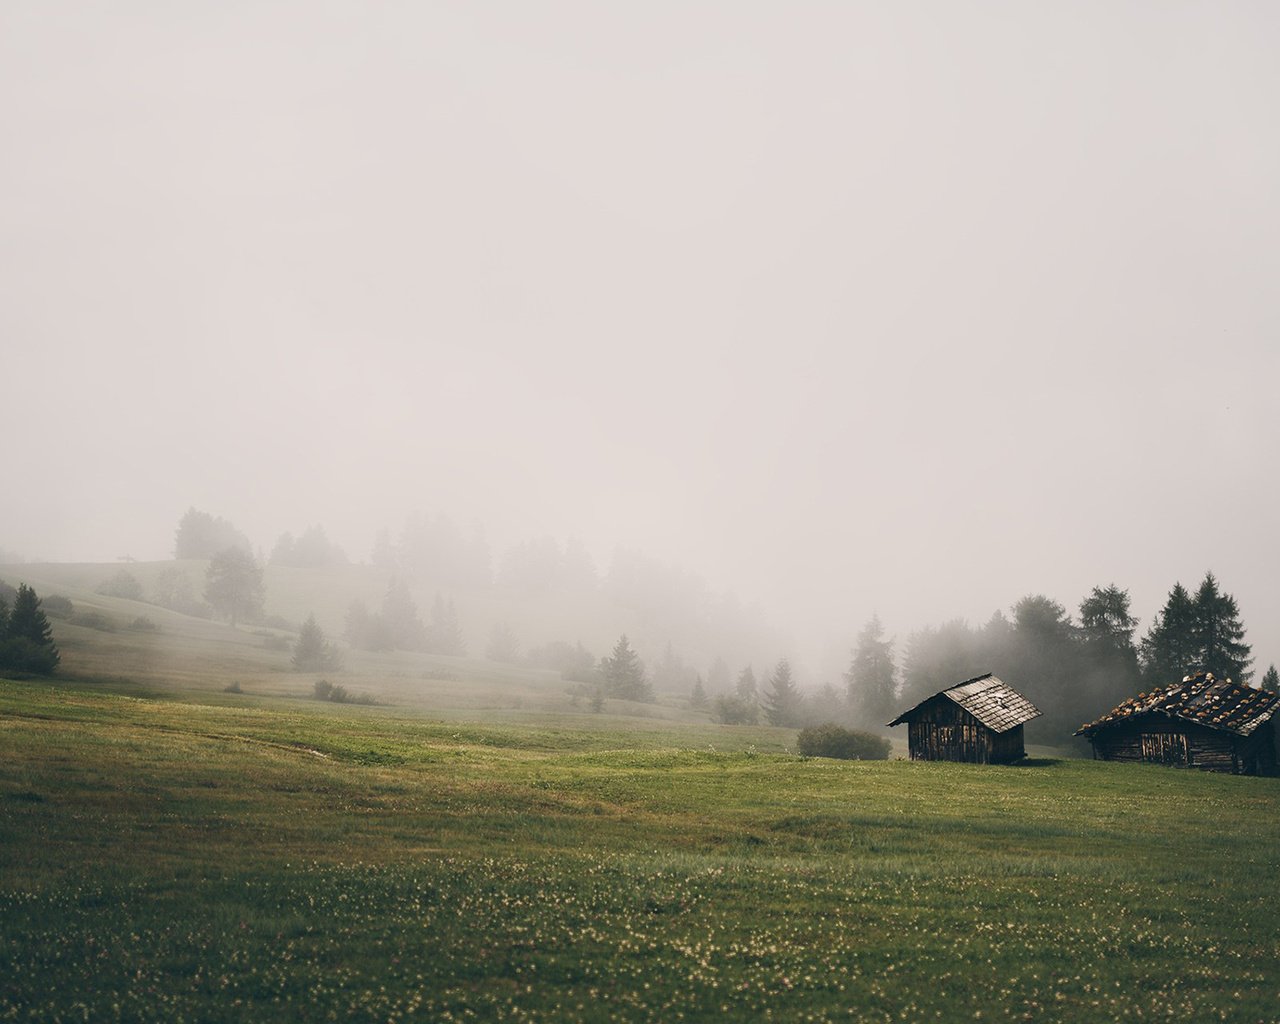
[2,677,1278,1023]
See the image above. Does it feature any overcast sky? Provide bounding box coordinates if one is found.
[2,1,1277,667]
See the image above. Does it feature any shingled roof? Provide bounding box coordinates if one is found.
[888,673,1041,732]
[1075,673,1279,738]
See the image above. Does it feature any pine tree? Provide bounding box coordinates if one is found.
[1260,665,1279,694]
[1139,582,1199,684]
[1078,584,1141,713]
[690,674,708,710]
[735,665,758,702]
[1191,572,1252,683]
[292,614,341,671]
[1,584,60,675]
[846,614,896,728]
[600,635,652,702]
[763,658,801,726]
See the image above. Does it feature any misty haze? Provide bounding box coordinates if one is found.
[2,3,1278,1021]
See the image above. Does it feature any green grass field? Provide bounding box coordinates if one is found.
[1,567,1278,1021]
[3,675,1279,1023]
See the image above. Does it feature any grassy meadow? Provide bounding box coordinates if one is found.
[1,565,1279,1021]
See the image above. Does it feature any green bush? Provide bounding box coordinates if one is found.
[797,723,891,761]
[41,595,74,619]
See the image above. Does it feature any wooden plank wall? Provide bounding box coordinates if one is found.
[1089,716,1276,775]
[904,698,1025,764]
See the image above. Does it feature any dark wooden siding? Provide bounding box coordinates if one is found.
[1088,713,1276,775]
[903,696,1025,765]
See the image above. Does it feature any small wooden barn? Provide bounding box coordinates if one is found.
[888,673,1041,764]
[1075,672,1278,775]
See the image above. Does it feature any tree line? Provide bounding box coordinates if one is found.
[841,572,1268,744]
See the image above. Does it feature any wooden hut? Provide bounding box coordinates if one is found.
[888,673,1041,764]
[1075,672,1278,775]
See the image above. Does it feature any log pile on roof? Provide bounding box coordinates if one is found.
[1075,672,1279,738]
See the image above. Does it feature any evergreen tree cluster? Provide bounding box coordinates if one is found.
[891,572,1253,743]
[344,580,467,656]
[0,583,60,675]
[1140,572,1252,684]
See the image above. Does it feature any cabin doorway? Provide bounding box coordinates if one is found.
[1139,732,1190,766]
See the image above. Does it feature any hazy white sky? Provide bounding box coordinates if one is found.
[2,2,1277,665]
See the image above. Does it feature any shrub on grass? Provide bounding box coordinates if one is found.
[797,723,891,760]
[223,681,243,693]
[41,594,74,619]
[129,616,157,631]
[70,611,115,632]
[95,570,144,600]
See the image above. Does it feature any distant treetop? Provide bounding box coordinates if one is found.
[175,508,252,559]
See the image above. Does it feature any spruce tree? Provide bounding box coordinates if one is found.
[735,665,758,702]
[845,614,896,728]
[1,584,60,675]
[1191,572,1252,683]
[763,658,801,726]
[600,635,652,702]
[292,614,341,672]
[690,674,708,710]
[1139,582,1199,684]
[1078,584,1141,712]
[1261,665,1279,694]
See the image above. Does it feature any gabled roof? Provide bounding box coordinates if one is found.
[1075,672,1279,738]
[887,673,1042,733]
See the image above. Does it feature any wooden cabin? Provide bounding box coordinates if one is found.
[888,673,1041,764]
[1076,672,1278,775]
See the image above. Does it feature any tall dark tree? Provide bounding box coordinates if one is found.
[846,614,896,728]
[600,634,652,702]
[1077,584,1141,716]
[0,583,60,675]
[763,658,801,726]
[1140,582,1199,685]
[203,547,264,627]
[1191,572,1252,683]
[1261,665,1279,694]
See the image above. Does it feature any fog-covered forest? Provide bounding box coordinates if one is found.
[8,502,1269,751]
